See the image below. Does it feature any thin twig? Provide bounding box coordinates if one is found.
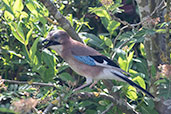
[73,92,138,114]
[113,25,128,47]
[131,0,165,27]
[2,79,55,87]
[112,25,128,59]
[101,103,114,114]
[42,93,65,114]
[110,0,165,28]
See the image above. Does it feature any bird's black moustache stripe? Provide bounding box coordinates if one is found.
[42,39,61,48]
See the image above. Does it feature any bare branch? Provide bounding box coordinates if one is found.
[2,79,55,87]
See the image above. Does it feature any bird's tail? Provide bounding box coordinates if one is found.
[112,72,154,98]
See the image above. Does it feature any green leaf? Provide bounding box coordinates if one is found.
[154,79,166,85]
[8,50,23,58]
[19,11,29,20]
[30,37,40,59]
[89,7,111,20]
[124,51,134,71]
[126,86,138,100]
[128,43,135,52]
[26,1,38,17]
[132,76,146,89]
[118,56,127,71]
[9,22,25,44]
[79,32,104,49]
[104,37,113,48]
[26,28,34,46]
[2,0,10,6]
[140,43,146,57]
[2,0,14,15]
[127,51,134,63]
[4,11,14,20]
[59,72,74,82]
[118,31,133,41]
[42,49,56,68]
[44,68,55,82]
[32,55,38,65]
[107,20,120,34]
[66,14,73,26]
[101,17,109,29]
[13,0,24,12]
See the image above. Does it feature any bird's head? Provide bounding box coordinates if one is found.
[42,30,69,49]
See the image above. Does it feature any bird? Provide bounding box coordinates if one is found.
[42,30,154,98]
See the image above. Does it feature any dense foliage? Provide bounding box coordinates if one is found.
[0,0,170,114]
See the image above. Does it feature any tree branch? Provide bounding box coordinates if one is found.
[165,0,171,64]
[2,79,55,87]
[38,0,83,43]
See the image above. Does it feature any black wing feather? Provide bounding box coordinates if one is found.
[89,55,120,68]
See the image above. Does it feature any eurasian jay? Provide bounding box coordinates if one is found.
[42,30,154,98]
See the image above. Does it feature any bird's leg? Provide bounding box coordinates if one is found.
[89,80,98,88]
[73,78,92,91]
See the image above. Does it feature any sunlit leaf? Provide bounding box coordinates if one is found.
[128,43,135,52]
[118,56,127,71]
[2,0,14,15]
[20,11,29,20]
[9,22,25,44]
[13,0,24,12]
[127,51,134,63]
[107,20,120,34]
[89,7,111,20]
[26,28,34,46]
[4,11,14,20]
[132,76,146,89]
[126,86,138,100]
[140,43,146,57]
[26,1,38,17]
[8,50,23,58]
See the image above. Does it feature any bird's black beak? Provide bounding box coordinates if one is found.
[42,39,61,48]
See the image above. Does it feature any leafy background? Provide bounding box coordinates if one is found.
[0,0,170,114]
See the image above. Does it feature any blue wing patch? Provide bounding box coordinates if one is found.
[73,56,96,66]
